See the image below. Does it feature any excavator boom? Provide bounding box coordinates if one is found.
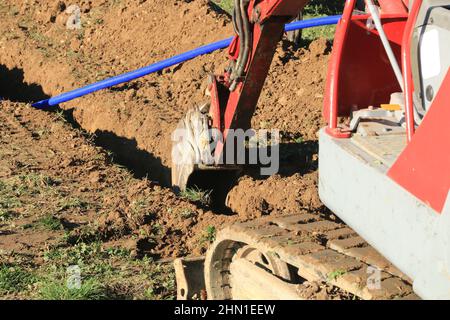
[172,0,308,192]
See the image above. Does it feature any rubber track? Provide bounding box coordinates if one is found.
[217,213,420,300]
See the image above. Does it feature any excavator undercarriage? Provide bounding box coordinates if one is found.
[177,211,418,300]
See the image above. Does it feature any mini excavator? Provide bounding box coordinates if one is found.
[172,0,450,299]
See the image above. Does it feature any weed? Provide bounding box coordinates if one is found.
[37,214,63,231]
[38,276,107,300]
[67,242,103,265]
[58,197,88,211]
[105,247,131,258]
[22,223,33,230]
[130,198,149,215]
[151,223,162,235]
[65,224,101,245]
[54,110,68,123]
[180,187,212,206]
[34,129,51,138]
[1,186,18,219]
[327,269,347,281]
[29,32,44,42]
[19,173,59,188]
[0,209,16,221]
[0,264,36,294]
[213,0,233,13]
[178,209,196,219]
[200,225,216,244]
[0,180,22,214]
[144,264,177,300]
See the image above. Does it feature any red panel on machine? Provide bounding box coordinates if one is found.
[323,15,407,123]
[378,0,408,14]
[388,70,450,213]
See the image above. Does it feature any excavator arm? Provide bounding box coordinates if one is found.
[172,0,309,191]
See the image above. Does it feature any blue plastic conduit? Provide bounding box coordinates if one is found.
[32,15,341,109]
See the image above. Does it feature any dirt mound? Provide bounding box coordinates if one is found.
[226,173,322,220]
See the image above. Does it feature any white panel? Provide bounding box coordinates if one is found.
[420,29,441,80]
[318,129,450,299]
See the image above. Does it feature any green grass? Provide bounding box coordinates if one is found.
[40,242,177,300]
[180,187,212,206]
[212,0,234,14]
[58,197,88,211]
[0,264,36,294]
[327,269,347,281]
[214,0,343,16]
[304,0,344,16]
[200,225,216,244]
[37,214,63,231]
[38,277,107,300]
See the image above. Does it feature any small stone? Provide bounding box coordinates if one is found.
[296,88,305,97]
[125,89,136,101]
[89,171,103,183]
[279,96,288,106]
[55,14,67,27]
[70,38,81,51]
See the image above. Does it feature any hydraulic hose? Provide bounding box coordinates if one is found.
[32,15,342,109]
[232,0,244,79]
[230,0,252,92]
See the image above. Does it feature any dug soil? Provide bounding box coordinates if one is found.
[0,0,338,299]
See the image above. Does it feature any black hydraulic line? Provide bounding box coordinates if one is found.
[230,0,252,91]
[232,0,244,82]
[237,0,252,77]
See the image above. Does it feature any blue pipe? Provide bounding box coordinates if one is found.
[284,14,341,32]
[32,15,341,109]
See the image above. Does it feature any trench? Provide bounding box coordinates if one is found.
[0,63,238,214]
[0,63,321,217]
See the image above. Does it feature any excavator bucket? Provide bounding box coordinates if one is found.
[171,104,241,207]
[171,104,212,192]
